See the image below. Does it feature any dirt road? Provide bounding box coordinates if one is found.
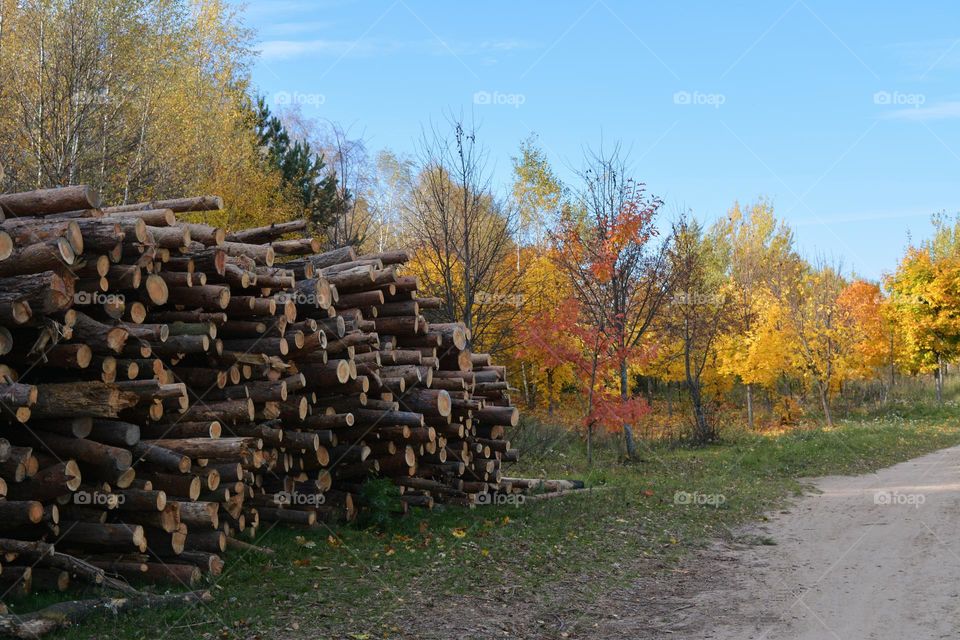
[396,446,960,639]
[682,444,960,639]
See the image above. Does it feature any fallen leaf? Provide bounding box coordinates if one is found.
[294,535,316,549]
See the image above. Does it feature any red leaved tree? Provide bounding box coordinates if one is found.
[550,146,671,461]
[516,296,654,464]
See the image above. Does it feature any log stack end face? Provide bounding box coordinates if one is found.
[0,185,520,594]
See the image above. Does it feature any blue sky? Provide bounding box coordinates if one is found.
[236,0,960,280]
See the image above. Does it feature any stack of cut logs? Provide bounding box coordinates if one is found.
[0,185,520,595]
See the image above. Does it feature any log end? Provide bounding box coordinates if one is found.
[115,467,136,489]
[146,275,170,305]
[437,390,452,418]
[0,231,12,261]
[64,460,82,491]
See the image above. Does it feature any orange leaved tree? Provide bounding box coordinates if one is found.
[550,147,671,460]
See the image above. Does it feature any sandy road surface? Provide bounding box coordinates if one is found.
[688,444,960,639]
[392,446,960,639]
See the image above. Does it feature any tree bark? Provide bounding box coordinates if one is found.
[620,358,638,460]
[817,380,833,427]
[0,185,101,217]
[0,590,211,638]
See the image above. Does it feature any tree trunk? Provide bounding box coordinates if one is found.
[521,363,532,409]
[546,369,555,415]
[620,358,638,460]
[586,421,594,467]
[936,354,944,405]
[688,379,711,443]
[888,327,895,393]
[746,383,754,429]
[583,333,602,464]
[817,381,833,427]
[684,322,713,444]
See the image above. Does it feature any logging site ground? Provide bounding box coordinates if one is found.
[9,394,960,639]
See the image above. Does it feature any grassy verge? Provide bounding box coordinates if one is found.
[9,410,960,639]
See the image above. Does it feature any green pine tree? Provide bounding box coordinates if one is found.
[254,96,341,234]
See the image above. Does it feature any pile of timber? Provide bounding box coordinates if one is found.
[0,185,520,597]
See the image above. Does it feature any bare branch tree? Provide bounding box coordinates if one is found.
[322,122,371,249]
[404,114,520,354]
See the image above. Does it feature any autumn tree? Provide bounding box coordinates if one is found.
[888,247,960,403]
[782,261,857,425]
[515,293,580,406]
[552,146,671,459]
[713,200,796,427]
[319,122,372,249]
[404,116,521,355]
[509,135,565,403]
[659,215,731,443]
[365,149,415,253]
[512,133,562,250]
[0,0,305,228]
[514,248,577,410]
[838,280,894,388]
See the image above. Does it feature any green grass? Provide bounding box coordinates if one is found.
[9,410,960,639]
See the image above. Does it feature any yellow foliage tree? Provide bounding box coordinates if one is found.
[782,264,859,426]
[0,0,298,227]
[512,247,577,411]
[887,247,960,402]
[712,199,798,425]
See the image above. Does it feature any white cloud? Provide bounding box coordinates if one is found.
[888,39,960,75]
[258,37,539,61]
[259,39,401,60]
[882,101,960,121]
[261,21,336,37]
[793,210,932,226]
[245,0,356,20]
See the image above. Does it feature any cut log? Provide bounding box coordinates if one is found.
[0,590,212,638]
[0,185,102,217]
[32,382,138,419]
[104,195,222,213]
